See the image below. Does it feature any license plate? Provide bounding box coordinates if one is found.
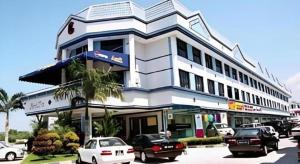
[238,140,248,144]
[164,145,174,149]
[116,150,124,156]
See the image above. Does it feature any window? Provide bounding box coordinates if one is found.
[239,72,244,83]
[207,79,215,94]
[234,88,240,100]
[261,84,265,92]
[244,74,249,85]
[246,92,250,103]
[195,75,204,92]
[205,54,213,70]
[241,91,245,102]
[215,59,223,74]
[258,82,261,91]
[253,80,258,89]
[70,45,88,57]
[256,96,260,105]
[101,39,124,53]
[179,70,190,89]
[177,39,188,58]
[251,94,254,104]
[192,47,202,65]
[218,83,224,97]
[227,86,233,98]
[225,64,230,77]
[232,68,237,80]
[250,78,253,87]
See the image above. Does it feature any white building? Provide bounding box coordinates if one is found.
[20,0,292,140]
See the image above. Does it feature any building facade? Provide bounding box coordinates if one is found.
[20,0,292,140]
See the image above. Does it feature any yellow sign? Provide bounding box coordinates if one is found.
[228,100,261,112]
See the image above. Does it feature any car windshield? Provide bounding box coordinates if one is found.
[235,129,260,137]
[99,138,126,147]
[264,127,271,131]
[147,134,164,141]
[0,142,8,148]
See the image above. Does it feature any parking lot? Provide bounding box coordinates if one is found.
[133,137,298,164]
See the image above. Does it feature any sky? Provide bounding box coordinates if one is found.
[0,0,299,132]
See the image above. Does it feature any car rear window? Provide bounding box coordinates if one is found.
[99,138,126,147]
[146,134,164,141]
[235,129,260,137]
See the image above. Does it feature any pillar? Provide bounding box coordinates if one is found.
[61,49,67,83]
[170,36,179,86]
[126,34,137,87]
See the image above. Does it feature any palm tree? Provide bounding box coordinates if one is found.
[54,60,123,141]
[0,88,24,144]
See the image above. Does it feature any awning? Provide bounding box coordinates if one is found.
[19,50,129,85]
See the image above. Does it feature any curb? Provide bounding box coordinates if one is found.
[49,160,76,164]
[187,143,227,148]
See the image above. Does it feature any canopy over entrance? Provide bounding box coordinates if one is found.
[19,50,129,85]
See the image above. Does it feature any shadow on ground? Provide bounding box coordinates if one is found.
[134,158,178,164]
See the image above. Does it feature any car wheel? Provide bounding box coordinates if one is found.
[168,157,176,161]
[274,142,279,151]
[231,152,239,157]
[261,145,268,156]
[92,157,97,164]
[6,152,16,161]
[140,152,148,163]
[76,154,82,164]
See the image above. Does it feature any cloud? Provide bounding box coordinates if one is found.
[286,72,300,101]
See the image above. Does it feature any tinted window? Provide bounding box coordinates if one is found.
[146,134,163,141]
[177,39,188,58]
[195,75,204,92]
[225,64,230,77]
[235,129,260,137]
[234,88,239,100]
[99,138,126,147]
[239,72,243,83]
[218,83,224,97]
[205,54,213,70]
[101,39,123,53]
[227,86,233,98]
[207,79,215,94]
[232,68,237,80]
[179,70,190,89]
[215,59,223,74]
[192,47,201,65]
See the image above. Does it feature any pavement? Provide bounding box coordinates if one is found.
[1,137,298,164]
[132,137,299,164]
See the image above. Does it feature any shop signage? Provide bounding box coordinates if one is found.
[168,113,173,120]
[195,114,204,138]
[228,100,261,112]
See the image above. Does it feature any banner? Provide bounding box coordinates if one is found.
[195,114,204,138]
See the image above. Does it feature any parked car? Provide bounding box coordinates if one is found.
[77,137,135,164]
[131,134,185,163]
[262,126,279,140]
[262,120,291,137]
[214,123,235,136]
[0,142,24,161]
[228,127,279,157]
[291,125,300,139]
[240,123,262,128]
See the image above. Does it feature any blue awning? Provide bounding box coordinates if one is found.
[19,50,129,85]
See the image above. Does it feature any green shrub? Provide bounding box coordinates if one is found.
[178,136,224,146]
[63,132,80,154]
[32,129,61,156]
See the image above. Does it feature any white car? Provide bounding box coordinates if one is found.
[262,126,279,140]
[214,123,235,136]
[0,142,24,161]
[291,125,300,139]
[77,137,135,164]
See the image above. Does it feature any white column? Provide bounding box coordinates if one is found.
[61,49,67,83]
[170,36,179,86]
[89,112,93,139]
[88,38,94,51]
[128,34,137,87]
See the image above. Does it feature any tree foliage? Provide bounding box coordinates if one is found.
[93,109,121,137]
[32,129,61,156]
[63,131,80,154]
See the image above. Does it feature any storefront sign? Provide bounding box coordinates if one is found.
[228,100,261,112]
[195,114,204,138]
